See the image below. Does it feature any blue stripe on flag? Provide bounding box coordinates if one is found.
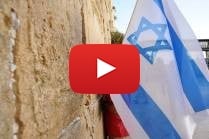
[154,0,209,112]
[122,87,181,139]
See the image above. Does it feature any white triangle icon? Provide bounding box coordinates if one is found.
[97,58,116,78]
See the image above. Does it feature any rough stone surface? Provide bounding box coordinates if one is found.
[0,0,112,138]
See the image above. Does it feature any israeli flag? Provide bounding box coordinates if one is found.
[111,0,209,139]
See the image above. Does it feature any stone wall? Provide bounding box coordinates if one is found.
[0,0,113,138]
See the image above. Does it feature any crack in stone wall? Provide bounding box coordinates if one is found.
[9,9,20,139]
[58,117,81,139]
[0,1,20,138]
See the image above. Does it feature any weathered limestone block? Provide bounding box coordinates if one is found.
[0,0,112,138]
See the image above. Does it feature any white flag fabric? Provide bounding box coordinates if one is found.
[111,0,209,139]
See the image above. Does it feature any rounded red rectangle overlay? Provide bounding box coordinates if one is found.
[69,44,140,94]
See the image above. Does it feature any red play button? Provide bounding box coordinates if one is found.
[69,44,140,94]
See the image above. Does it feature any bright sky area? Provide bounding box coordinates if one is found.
[113,0,209,39]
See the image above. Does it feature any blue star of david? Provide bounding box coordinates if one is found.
[127,17,172,64]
